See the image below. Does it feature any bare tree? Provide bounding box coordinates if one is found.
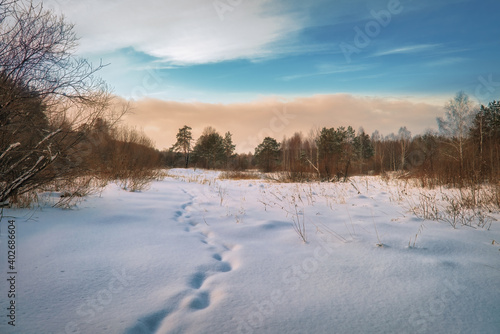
[398,126,411,169]
[371,130,385,173]
[437,91,477,174]
[0,1,124,204]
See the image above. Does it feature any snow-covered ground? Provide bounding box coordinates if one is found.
[1,169,499,334]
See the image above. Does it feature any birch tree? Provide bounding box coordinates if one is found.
[398,126,411,169]
[437,91,476,174]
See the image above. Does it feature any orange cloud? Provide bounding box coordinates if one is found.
[122,94,444,153]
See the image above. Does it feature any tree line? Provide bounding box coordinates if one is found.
[166,91,499,192]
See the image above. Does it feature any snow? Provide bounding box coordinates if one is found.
[1,168,499,334]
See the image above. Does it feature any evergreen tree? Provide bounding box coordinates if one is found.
[354,129,374,173]
[470,100,500,180]
[340,126,356,181]
[222,131,236,168]
[316,126,358,180]
[192,127,225,169]
[254,137,281,172]
[316,127,341,179]
[474,101,500,139]
[171,125,192,168]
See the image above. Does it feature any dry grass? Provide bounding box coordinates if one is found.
[7,175,109,209]
[219,171,262,180]
[290,195,307,243]
[117,168,166,192]
[386,175,498,230]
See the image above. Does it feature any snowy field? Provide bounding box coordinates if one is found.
[1,168,499,334]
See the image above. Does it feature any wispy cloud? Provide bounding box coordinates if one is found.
[280,64,370,81]
[424,57,467,67]
[372,44,441,57]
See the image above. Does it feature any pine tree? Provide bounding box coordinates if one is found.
[171,125,192,168]
[254,137,281,172]
[222,131,236,168]
[192,127,225,169]
[470,100,500,181]
[316,127,341,179]
[354,129,374,173]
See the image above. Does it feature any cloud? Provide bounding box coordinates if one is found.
[280,64,370,81]
[372,44,441,57]
[122,94,444,152]
[45,0,305,65]
[424,57,467,67]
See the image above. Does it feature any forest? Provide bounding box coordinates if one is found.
[1,0,499,209]
[166,93,499,191]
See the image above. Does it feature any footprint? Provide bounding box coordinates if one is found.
[188,291,210,310]
[125,309,168,334]
[187,262,231,290]
[200,230,214,238]
[199,261,231,273]
[216,261,232,273]
[124,291,187,334]
[188,272,206,289]
[197,261,232,275]
[222,243,241,251]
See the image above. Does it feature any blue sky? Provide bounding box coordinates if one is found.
[44,0,500,149]
[52,0,499,104]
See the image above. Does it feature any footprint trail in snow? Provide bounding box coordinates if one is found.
[125,186,239,334]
